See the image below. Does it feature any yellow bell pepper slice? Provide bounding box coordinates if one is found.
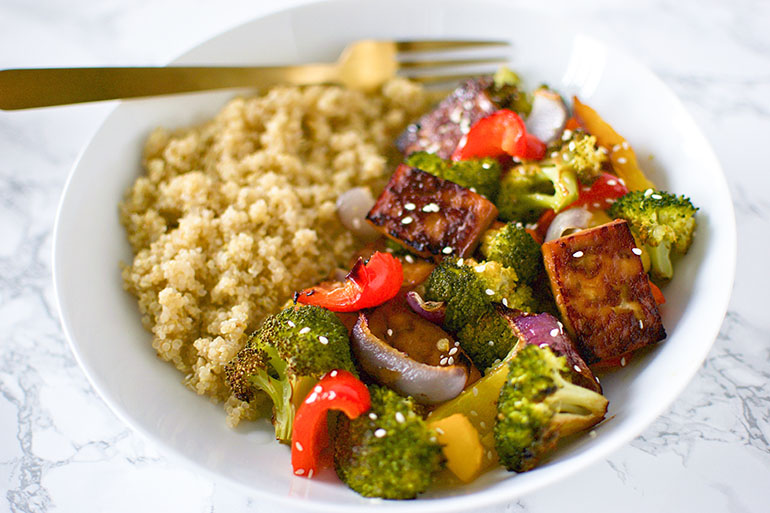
[572,96,655,192]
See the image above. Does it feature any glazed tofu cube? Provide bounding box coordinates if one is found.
[541,219,665,364]
[366,164,498,260]
[396,78,497,159]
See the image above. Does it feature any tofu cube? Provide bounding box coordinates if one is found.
[366,164,498,260]
[541,219,666,364]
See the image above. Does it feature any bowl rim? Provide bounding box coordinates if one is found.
[52,1,737,511]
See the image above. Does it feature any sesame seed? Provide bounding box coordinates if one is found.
[404,202,416,211]
[475,264,486,272]
[562,153,570,161]
[502,297,509,307]
[472,387,479,397]
[305,393,318,403]
[599,146,609,154]
[447,356,455,365]
[369,413,378,420]
[621,141,629,150]
[593,202,601,209]
[562,130,573,140]
[295,441,304,452]
[386,329,393,337]
[299,327,311,335]
[595,376,601,383]
[651,194,662,200]
[401,216,413,225]
[644,188,653,197]
[632,248,642,255]
[539,343,549,348]
[327,391,336,400]
[405,255,415,264]
[440,357,448,366]
[617,158,627,165]
[607,179,617,186]
[488,340,495,346]
[442,246,453,254]
[295,468,305,476]
[639,319,644,329]
[287,320,296,328]
[572,251,584,258]
[470,410,478,417]
[482,162,491,169]
[448,347,458,355]
[456,258,464,266]
[612,144,621,152]
[568,141,577,152]
[589,430,597,439]
[395,412,406,424]
[318,336,329,345]
[435,427,445,435]
[485,288,495,296]
[374,429,387,438]
[618,178,626,186]
[469,187,477,193]
[620,357,627,367]
[454,341,460,347]
[314,385,323,393]
[330,370,338,377]
[479,421,487,429]
[487,451,493,460]
[573,364,581,373]
[550,328,559,337]
[606,198,616,204]
[557,321,564,330]
[551,151,559,159]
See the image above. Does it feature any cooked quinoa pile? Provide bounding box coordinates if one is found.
[120,79,431,426]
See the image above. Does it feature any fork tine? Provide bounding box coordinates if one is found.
[398,57,509,70]
[405,72,494,85]
[395,40,510,52]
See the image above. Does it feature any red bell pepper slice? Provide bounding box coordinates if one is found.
[648,279,666,305]
[297,251,403,312]
[571,172,630,210]
[291,370,370,478]
[451,109,546,161]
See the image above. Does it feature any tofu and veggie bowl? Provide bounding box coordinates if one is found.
[53,1,736,510]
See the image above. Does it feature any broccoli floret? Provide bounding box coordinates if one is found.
[423,258,490,333]
[224,305,355,443]
[480,223,542,284]
[558,130,607,185]
[486,66,532,115]
[457,309,520,371]
[472,260,538,312]
[494,344,608,472]
[406,151,501,200]
[334,386,444,499]
[424,259,537,370]
[495,131,606,222]
[608,189,698,280]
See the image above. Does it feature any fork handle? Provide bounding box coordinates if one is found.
[0,65,339,110]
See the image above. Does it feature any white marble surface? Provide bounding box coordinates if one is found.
[1,0,769,511]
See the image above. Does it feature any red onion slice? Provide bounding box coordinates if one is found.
[405,291,446,326]
[525,89,568,145]
[336,187,380,241]
[544,207,593,242]
[500,308,601,393]
[351,312,468,404]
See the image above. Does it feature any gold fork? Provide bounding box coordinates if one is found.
[0,39,509,110]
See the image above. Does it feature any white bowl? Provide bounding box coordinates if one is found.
[53,0,736,511]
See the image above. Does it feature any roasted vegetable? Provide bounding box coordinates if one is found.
[494,344,608,472]
[334,386,444,499]
[495,130,607,222]
[480,223,543,284]
[224,305,356,443]
[406,151,501,201]
[608,189,698,280]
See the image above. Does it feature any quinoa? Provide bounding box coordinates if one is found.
[120,79,431,426]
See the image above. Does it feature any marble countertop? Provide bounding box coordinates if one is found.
[1,0,768,511]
